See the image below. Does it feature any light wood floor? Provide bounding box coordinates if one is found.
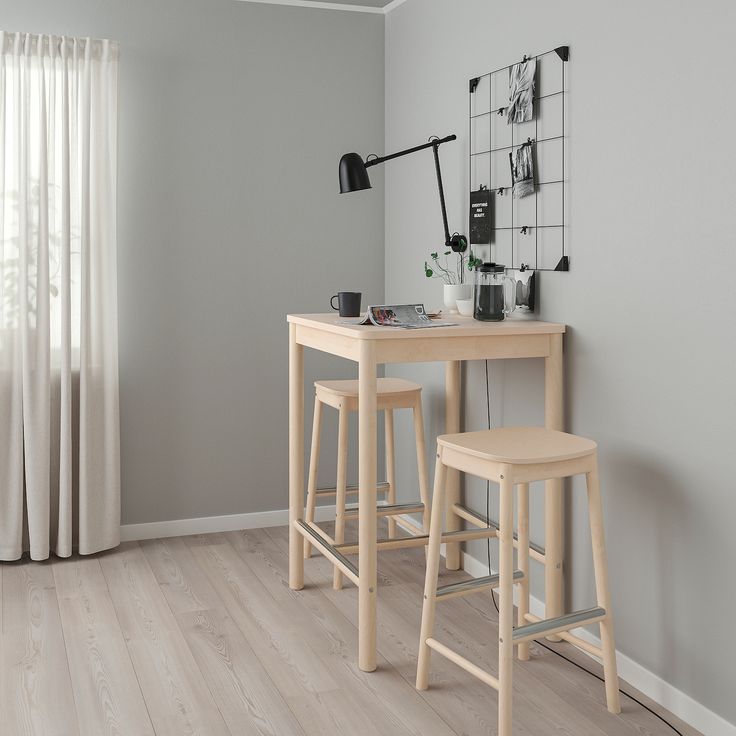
[0,522,700,736]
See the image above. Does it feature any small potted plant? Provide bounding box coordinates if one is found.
[424,247,482,313]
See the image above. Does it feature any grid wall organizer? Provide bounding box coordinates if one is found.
[469,45,569,271]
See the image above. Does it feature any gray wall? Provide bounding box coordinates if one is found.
[385,0,736,727]
[4,0,385,523]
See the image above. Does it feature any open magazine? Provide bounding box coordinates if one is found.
[342,303,457,329]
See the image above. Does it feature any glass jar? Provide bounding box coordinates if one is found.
[473,262,516,321]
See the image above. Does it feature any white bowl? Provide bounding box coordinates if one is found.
[456,298,474,317]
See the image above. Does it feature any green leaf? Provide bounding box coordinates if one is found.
[425,268,433,277]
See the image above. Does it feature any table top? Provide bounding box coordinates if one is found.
[287,313,566,341]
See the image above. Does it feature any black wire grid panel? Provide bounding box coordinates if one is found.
[469,46,569,271]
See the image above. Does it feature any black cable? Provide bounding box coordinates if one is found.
[485,360,492,575]
[482,361,684,736]
[531,637,685,736]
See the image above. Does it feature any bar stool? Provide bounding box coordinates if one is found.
[304,377,430,589]
[416,426,620,736]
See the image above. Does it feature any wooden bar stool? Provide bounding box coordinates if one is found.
[304,377,430,589]
[416,427,620,736]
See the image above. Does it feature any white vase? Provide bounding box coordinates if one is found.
[443,283,472,314]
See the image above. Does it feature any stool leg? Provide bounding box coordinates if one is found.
[413,394,431,534]
[304,396,323,558]
[385,409,396,539]
[416,453,447,691]
[498,470,515,736]
[333,403,350,590]
[517,482,530,661]
[586,455,621,714]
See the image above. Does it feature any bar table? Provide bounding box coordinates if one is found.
[287,313,566,672]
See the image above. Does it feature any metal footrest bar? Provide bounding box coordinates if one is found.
[436,569,524,601]
[441,528,498,542]
[425,638,499,690]
[314,481,390,498]
[294,520,360,586]
[335,536,426,554]
[334,526,498,555]
[513,606,606,644]
[343,502,424,519]
[522,613,603,657]
[452,503,546,560]
[303,520,335,547]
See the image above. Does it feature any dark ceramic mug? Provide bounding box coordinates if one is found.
[331,291,362,317]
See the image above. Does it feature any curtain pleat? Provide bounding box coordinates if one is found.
[0,31,120,560]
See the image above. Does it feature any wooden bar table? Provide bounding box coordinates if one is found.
[287,313,566,672]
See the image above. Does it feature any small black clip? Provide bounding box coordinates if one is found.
[526,137,534,147]
[520,226,529,235]
[497,187,505,196]
[497,106,505,116]
[522,54,529,63]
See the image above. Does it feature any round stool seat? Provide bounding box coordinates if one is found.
[437,427,597,465]
[314,378,422,411]
[315,377,421,398]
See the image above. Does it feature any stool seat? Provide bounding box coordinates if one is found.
[315,378,423,412]
[438,427,597,465]
[315,377,421,398]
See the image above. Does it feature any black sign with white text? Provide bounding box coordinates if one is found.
[470,187,491,244]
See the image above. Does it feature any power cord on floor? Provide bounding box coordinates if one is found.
[482,360,684,736]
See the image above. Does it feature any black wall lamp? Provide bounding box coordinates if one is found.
[339,134,468,253]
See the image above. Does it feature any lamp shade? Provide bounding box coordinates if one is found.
[339,152,371,193]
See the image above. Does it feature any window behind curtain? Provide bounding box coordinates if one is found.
[0,43,82,356]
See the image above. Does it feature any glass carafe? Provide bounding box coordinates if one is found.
[473,263,516,321]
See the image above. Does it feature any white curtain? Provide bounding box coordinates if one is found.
[0,32,120,560]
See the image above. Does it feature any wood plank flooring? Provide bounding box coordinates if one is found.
[0,523,701,736]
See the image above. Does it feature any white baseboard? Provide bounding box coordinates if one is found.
[460,551,735,736]
[120,505,336,542]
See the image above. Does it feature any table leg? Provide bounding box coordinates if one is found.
[358,340,378,672]
[289,323,305,590]
[444,360,462,570]
[544,332,564,626]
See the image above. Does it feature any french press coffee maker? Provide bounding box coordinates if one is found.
[473,262,516,321]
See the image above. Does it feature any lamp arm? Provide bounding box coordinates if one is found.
[431,142,452,249]
[363,132,464,253]
[363,134,456,168]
